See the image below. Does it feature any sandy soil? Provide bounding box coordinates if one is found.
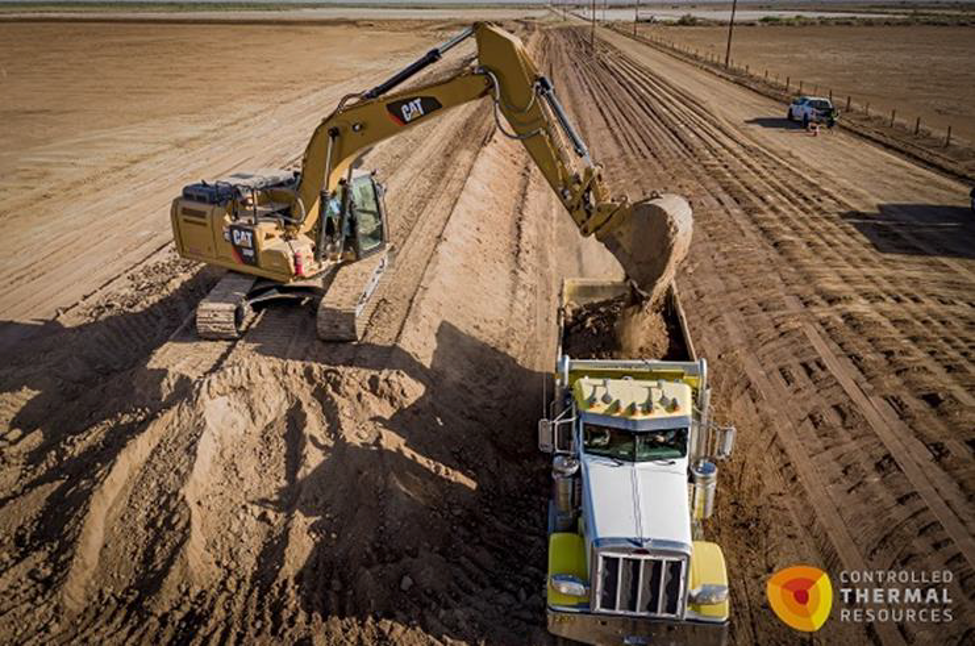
[639,24,976,143]
[547,23,973,644]
[0,19,459,325]
[561,292,674,361]
[0,14,973,646]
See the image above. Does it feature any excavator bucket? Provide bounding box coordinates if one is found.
[598,193,693,306]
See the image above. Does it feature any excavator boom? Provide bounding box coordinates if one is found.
[294,23,691,299]
[170,22,691,340]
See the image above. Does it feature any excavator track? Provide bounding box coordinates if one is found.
[317,251,390,341]
[196,271,258,340]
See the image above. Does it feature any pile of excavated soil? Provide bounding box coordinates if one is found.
[561,291,671,360]
[0,32,562,640]
[0,333,552,644]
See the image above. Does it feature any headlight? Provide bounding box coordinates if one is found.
[550,574,589,598]
[689,584,728,606]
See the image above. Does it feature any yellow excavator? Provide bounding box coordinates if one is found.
[171,23,691,340]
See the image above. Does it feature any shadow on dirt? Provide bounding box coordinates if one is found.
[1,269,553,643]
[0,265,218,462]
[840,204,974,258]
[0,264,218,593]
[250,321,553,643]
[744,117,803,130]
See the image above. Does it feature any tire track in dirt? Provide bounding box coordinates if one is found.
[548,33,876,642]
[601,50,974,543]
[545,26,973,645]
[0,23,557,644]
[603,47,973,551]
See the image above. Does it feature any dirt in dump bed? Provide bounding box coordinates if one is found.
[561,291,687,361]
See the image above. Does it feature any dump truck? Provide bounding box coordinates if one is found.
[538,279,736,645]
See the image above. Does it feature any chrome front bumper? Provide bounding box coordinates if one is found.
[547,609,728,645]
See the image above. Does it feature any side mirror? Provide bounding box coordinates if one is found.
[539,417,576,454]
[538,418,554,453]
[714,425,736,460]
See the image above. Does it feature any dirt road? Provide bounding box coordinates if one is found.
[546,25,973,645]
[0,16,972,645]
[641,24,975,144]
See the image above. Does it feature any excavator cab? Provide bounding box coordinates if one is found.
[321,171,387,263]
[345,171,387,260]
[179,168,390,341]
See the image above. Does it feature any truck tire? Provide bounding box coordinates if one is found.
[802,114,810,129]
[786,108,794,122]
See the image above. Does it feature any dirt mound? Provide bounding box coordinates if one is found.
[0,342,548,643]
[0,48,559,642]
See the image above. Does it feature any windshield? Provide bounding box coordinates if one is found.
[582,423,688,462]
[350,177,384,254]
[810,100,832,111]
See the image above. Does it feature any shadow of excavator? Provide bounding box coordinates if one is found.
[0,266,220,621]
[1,262,556,643]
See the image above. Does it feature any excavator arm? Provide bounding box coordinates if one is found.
[292,22,691,299]
[170,22,689,340]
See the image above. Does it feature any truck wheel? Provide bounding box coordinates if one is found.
[802,114,810,129]
[786,108,794,122]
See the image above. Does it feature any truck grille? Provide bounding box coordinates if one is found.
[596,553,686,618]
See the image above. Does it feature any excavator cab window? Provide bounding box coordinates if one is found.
[349,175,385,258]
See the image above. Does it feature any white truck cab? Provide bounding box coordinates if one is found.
[787,95,838,127]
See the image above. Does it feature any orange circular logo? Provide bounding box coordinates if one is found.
[766,565,832,632]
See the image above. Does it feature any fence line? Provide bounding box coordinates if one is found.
[621,26,969,149]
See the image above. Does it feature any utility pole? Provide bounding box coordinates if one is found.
[724,0,738,68]
[593,1,598,44]
[634,0,639,36]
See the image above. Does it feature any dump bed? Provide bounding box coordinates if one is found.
[557,279,695,362]
[546,278,709,458]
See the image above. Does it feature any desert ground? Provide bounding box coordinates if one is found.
[0,8,973,646]
[637,23,975,143]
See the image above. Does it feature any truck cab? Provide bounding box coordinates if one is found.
[539,280,735,645]
[787,95,838,127]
